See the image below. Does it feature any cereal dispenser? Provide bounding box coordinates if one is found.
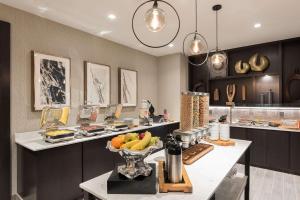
[174,92,210,148]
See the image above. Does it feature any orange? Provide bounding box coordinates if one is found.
[111,135,125,149]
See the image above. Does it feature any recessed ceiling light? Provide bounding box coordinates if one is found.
[254,23,261,28]
[97,30,112,36]
[168,43,174,48]
[107,14,117,20]
[37,6,48,13]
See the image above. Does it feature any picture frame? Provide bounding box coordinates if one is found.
[84,62,111,107]
[32,51,71,111]
[118,68,138,107]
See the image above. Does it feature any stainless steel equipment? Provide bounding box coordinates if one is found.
[173,127,210,149]
[167,142,182,183]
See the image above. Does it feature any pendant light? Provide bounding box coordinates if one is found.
[183,0,209,66]
[132,0,180,48]
[145,0,166,32]
[209,4,227,69]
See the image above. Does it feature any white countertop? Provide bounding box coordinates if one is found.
[80,139,251,200]
[230,123,300,133]
[15,121,179,152]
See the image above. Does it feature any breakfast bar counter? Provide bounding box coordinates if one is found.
[15,121,179,151]
[16,122,179,200]
[80,139,252,200]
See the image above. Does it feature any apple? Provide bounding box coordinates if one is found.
[139,132,145,140]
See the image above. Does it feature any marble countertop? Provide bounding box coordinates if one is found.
[15,121,179,152]
[80,139,252,200]
[230,123,300,133]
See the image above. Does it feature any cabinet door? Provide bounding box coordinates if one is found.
[291,134,300,175]
[230,127,247,140]
[247,129,267,167]
[230,127,247,164]
[0,21,10,200]
[266,130,290,171]
[83,137,115,181]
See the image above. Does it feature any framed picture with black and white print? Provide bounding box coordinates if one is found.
[33,51,71,110]
[118,68,137,107]
[84,62,110,107]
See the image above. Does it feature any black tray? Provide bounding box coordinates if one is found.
[107,163,157,194]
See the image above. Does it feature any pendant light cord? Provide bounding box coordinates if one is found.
[216,9,219,51]
[195,0,198,33]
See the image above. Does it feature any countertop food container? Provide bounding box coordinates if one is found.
[180,92,194,131]
[167,142,182,183]
[220,123,230,141]
[210,122,220,140]
[180,92,210,132]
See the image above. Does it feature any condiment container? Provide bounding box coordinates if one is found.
[220,123,230,141]
[267,89,273,104]
[180,93,193,131]
[167,143,182,183]
[210,122,220,140]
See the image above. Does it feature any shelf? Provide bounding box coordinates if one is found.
[209,73,279,81]
[215,174,248,200]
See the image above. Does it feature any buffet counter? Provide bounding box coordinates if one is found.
[15,121,179,151]
[16,121,179,200]
[230,123,300,133]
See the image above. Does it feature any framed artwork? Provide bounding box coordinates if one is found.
[84,62,110,107]
[118,68,137,107]
[33,51,71,111]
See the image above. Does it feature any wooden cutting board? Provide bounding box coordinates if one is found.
[204,138,236,146]
[182,143,214,165]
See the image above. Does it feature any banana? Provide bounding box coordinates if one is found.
[124,133,139,143]
[131,131,152,150]
[120,140,139,149]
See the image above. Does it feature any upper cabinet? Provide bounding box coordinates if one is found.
[189,37,300,107]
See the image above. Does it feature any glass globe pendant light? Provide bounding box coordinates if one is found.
[182,0,209,66]
[209,4,227,68]
[189,35,204,55]
[132,0,180,48]
[145,0,166,32]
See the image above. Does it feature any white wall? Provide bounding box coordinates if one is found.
[0,2,189,196]
[0,3,159,195]
[157,53,188,121]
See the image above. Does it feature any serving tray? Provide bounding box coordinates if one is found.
[158,161,192,193]
[182,143,214,165]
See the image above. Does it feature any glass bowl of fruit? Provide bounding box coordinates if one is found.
[107,131,162,179]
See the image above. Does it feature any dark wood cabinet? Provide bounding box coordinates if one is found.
[230,126,300,175]
[18,123,179,200]
[290,133,300,174]
[246,129,267,168]
[230,127,247,140]
[83,137,115,181]
[0,21,10,200]
[266,130,290,171]
[230,127,247,164]
[18,144,83,200]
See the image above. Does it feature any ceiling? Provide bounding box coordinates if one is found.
[1,0,300,56]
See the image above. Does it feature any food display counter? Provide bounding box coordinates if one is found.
[16,121,179,200]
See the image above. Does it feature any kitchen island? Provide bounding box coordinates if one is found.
[16,121,179,200]
[80,139,252,200]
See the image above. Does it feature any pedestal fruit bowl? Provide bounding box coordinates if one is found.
[107,131,162,179]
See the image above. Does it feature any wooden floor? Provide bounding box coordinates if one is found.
[236,164,300,200]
